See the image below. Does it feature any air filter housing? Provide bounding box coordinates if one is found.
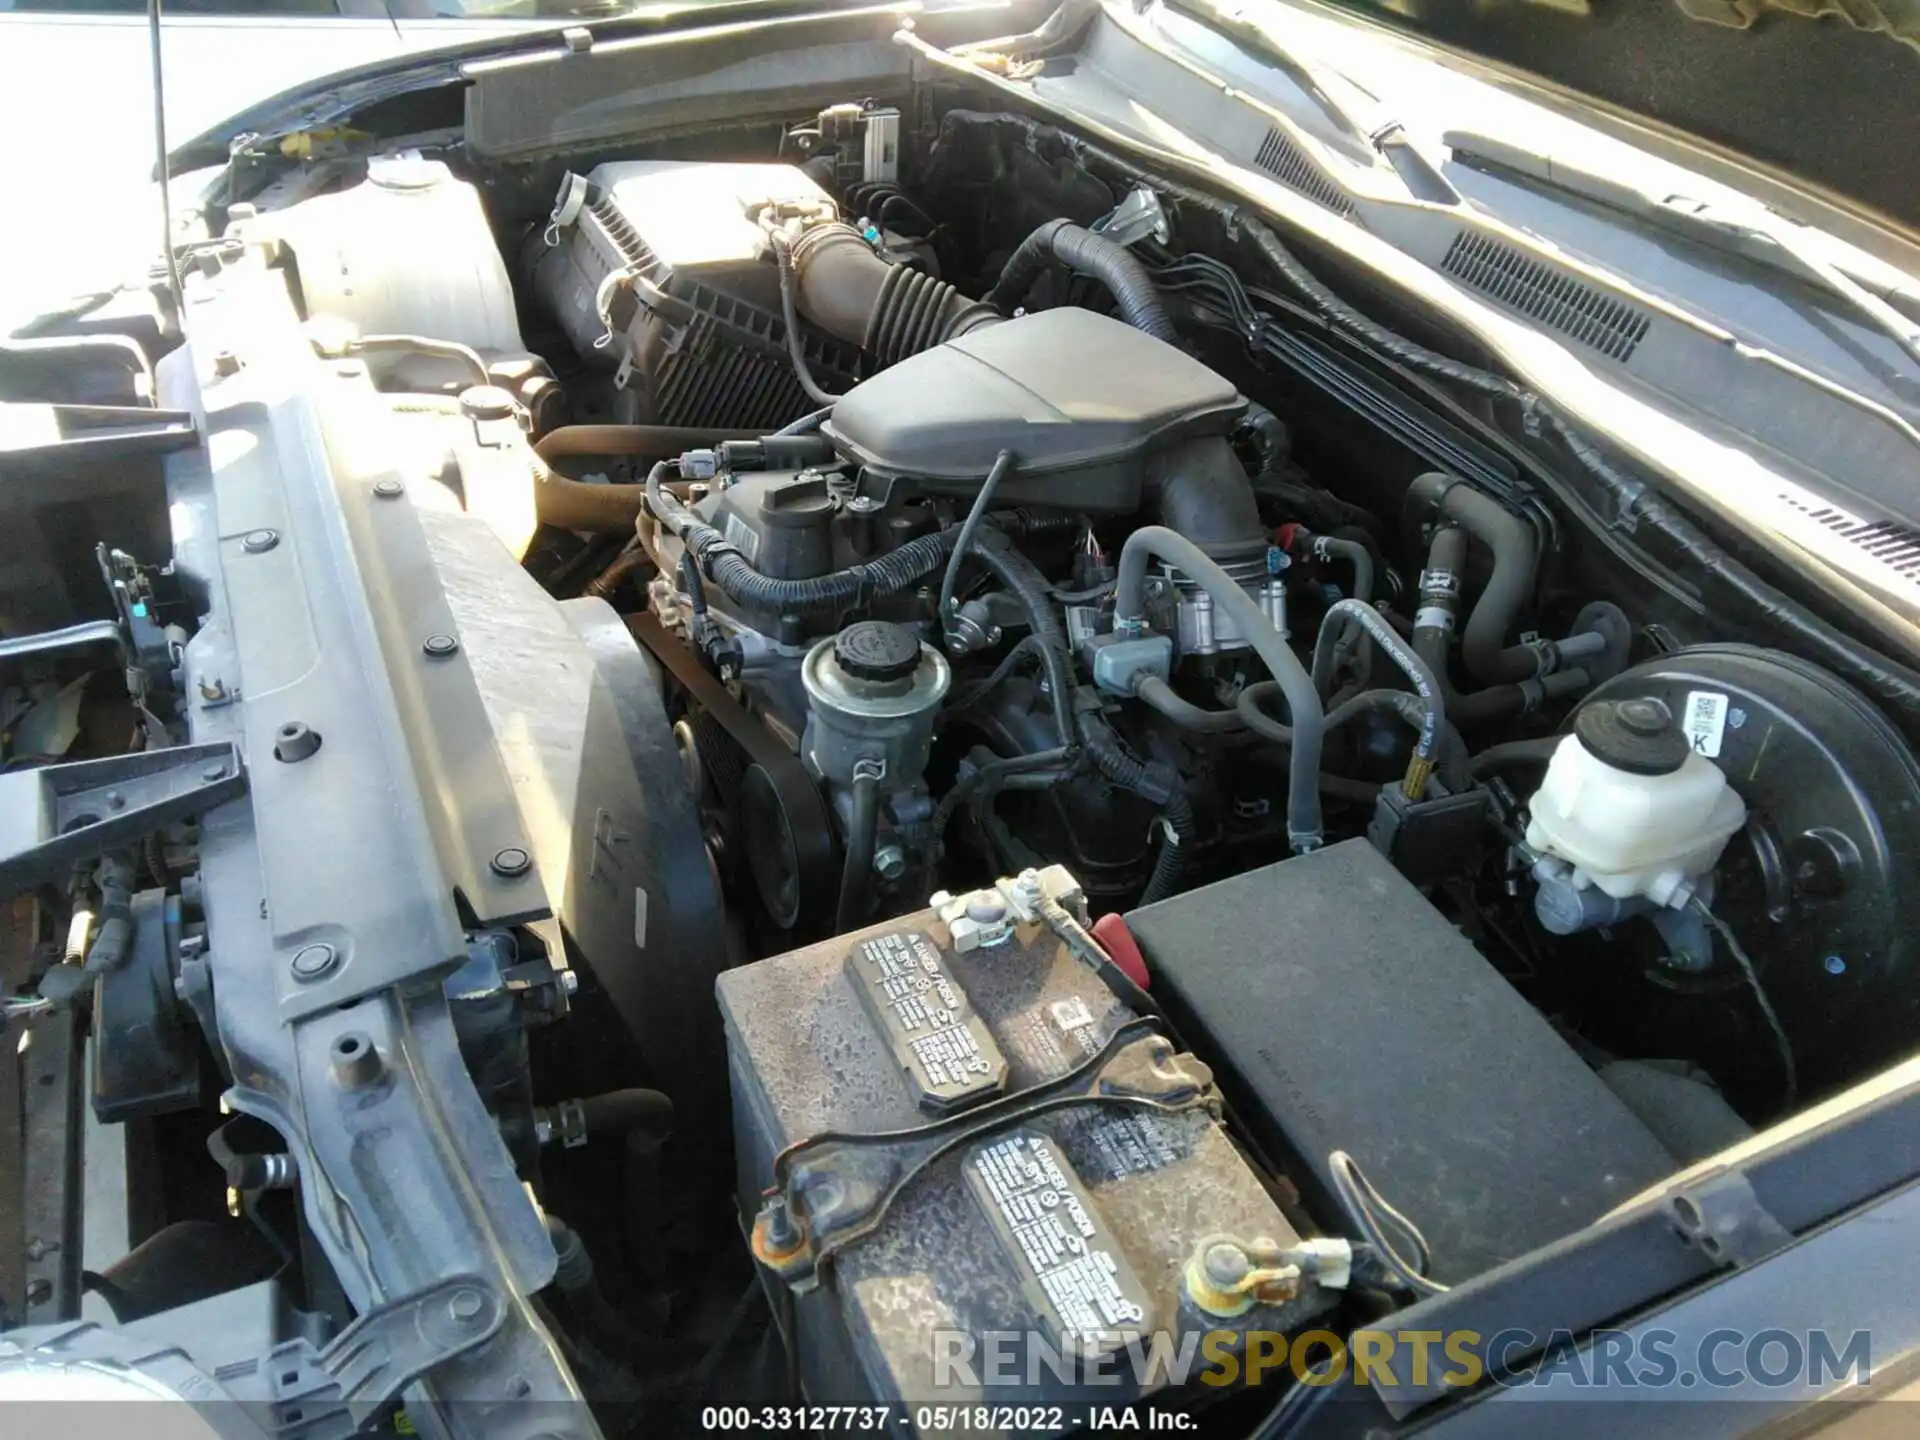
[535,161,859,430]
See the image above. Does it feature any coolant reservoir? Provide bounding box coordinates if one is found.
[1524,698,1747,906]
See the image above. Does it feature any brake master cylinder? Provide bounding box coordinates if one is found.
[1524,698,1746,934]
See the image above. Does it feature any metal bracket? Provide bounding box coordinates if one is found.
[258,1275,506,1433]
[1665,1169,1791,1269]
[0,742,245,895]
[1092,185,1170,247]
[750,1018,1217,1290]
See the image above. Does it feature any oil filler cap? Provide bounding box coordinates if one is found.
[834,620,920,683]
[1575,698,1691,776]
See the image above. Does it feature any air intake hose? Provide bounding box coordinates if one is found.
[787,223,1000,364]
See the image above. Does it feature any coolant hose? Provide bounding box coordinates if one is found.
[534,424,761,462]
[1405,476,1541,685]
[835,767,882,934]
[1115,526,1323,850]
[984,220,1180,345]
[1412,525,1594,726]
[528,424,756,532]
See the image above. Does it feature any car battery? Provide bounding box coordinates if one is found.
[717,866,1336,1433]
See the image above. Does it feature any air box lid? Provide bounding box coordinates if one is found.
[823,308,1245,489]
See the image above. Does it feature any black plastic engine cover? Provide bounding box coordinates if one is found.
[822,308,1246,511]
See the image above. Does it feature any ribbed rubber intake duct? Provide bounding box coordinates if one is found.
[787,223,1000,365]
[786,217,1182,363]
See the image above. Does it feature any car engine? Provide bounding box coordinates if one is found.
[3,92,1919,1438]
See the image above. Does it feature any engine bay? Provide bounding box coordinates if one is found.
[4,86,1920,1436]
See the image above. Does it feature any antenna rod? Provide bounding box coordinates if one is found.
[148,0,185,309]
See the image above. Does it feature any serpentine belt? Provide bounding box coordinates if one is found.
[625,613,838,938]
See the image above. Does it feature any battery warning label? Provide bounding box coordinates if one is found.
[965,1130,1153,1356]
[846,930,1008,1115]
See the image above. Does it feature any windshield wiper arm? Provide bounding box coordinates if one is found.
[1449,131,1920,364]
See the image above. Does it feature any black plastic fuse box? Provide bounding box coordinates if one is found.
[1124,840,1679,1286]
[717,875,1336,1432]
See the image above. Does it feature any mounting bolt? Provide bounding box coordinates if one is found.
[273,721,321,763]
[1824,954,1847,975]
[372,478,404,499]
[872,844,907,881]
[201,761,227,782]
[447,1287,487,1326]
[243,529,279,554]
[330,1031,382,1088]
[422,633,459,658]
[290,943,338,982]
[104,792,125,811]
[490,847,531,878]
[763,1196,797,1250]
[559,970,580,996]
[24,1279,52,1306]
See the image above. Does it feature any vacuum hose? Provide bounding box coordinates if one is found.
[1114,526,1325,851]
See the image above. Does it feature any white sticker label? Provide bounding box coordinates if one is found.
[1683,691,1729,758]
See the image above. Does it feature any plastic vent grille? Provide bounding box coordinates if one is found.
[1780,494,1920,580]
[1252,129,1352,216]
[1441,232,1652,363]
[589,198,651,270]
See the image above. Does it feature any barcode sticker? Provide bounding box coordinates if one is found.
[1682,691,1729,758]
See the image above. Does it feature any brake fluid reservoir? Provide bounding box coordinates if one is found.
[1525,698,1747,906]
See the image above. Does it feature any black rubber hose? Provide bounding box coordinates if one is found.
[971,528,1079,748]
[1136,789,1195,905]
[774,406,832,436]
[770,232,844,406]
[1239,685,1469,792]
[1115,526,1324,849]
[1310,599,1445,775]
[984,219,1180,345]
[1468,735,1564,780]
[575,1088,674,1140]
[1077,709,1197,901]
[940,449,1016,642]
[1135,674,1244,733]
[648,461,950,612]
[835,768,881,934]
[1407,472,1542,684]
[1412,525,1594,726]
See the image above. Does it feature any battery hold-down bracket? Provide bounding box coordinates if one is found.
[749,1018,1218,1292]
